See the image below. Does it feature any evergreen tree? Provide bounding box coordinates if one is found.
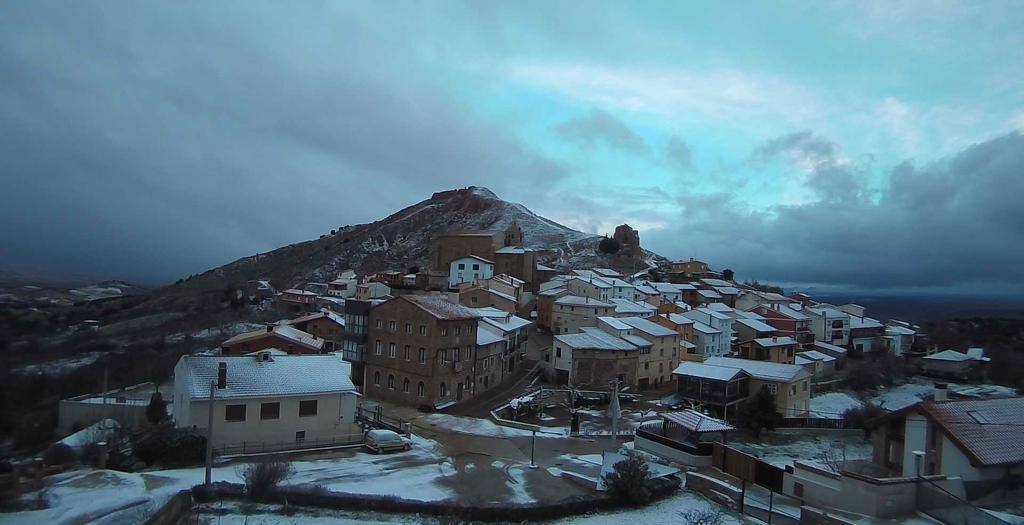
[146,392,168,424]
[737,386,783,438]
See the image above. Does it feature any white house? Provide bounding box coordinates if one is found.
[690,320,724,357]
[448,255,494,289]
[327,270,358,298]
[173,353,361,453]
[803,305,851,347]
[681,308,733,356]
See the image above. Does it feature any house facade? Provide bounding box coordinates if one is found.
[448,255,494,289]
[364,295,481,409]
[173,354,360,452]
[551,295,616,335]
[737,336,799,364]
[703,357,811,417]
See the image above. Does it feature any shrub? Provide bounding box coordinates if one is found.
[736,386,783,438]
[134,429,206,467]
[602,451,651,505]
[843,403,886,437]
[680,508,724,525]
[42,443,76,466]
[146,392,168,424]
[241,459,294,501]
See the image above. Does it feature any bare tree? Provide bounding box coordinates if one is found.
[817,440,848,473]
[679,507,724,525]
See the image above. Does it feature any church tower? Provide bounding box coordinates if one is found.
[503,222,524,247]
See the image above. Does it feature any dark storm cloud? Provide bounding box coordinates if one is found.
[0,3,565,284]
[750,130,836,164]
[645,131,1024,292]
[552,109,648,153]
[664,136,695,172]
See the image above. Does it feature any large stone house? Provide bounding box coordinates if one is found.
[364,295,485,410]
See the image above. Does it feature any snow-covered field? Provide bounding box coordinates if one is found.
[13,352,103,375]
[420,414,540,437]
[809,392,864,418]
[730,433,873,469]
[4,435,542,524]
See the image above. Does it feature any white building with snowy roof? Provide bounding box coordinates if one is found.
[173,353,360,453]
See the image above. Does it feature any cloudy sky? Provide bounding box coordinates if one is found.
[2,2,1023,294]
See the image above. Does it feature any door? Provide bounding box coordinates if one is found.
[457,382,464,400]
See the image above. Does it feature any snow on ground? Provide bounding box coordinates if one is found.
[870,382,936,411]
[419,413,557,437]
[730,433,873,469]
[553,489,751,524]
[13,352,103,375]
[197,502,424,524]
[5,435,538,524]
[810,392,864,419]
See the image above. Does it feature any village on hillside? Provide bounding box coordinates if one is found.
[2,221,1021,525]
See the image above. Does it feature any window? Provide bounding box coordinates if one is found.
[556,347,562,358]
[389,320,396,331]
[419,347,426,363]
[405,323,411,334]
[260,402,280,420]
[454,347,461,362]
[441,349,448,364]
[295,431,306,443]
[456,326,462,336]
[375,319,382,328]
[299,400,318,417]
[387,374,395,389]
[790,384,797,395]
[765,383,778,395]
[419,325,426,335]
[403,378,410,393]
[440,382,448,398]
[472,263,479,270]
[417,381,425,397]
[441,327,448,337]
[458,263,465,270]
[374,340,382,355]
[225,404,246,422]
[403,345,410,360]
[644,363,649,370]
[794,482,804,498]
[388,342,396,358]
[373,371,381,386]
[802,380,809,392]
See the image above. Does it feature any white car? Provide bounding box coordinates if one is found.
[364,429,412,454]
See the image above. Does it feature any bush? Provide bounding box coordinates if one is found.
[736,386,783,438]
[680,508,724,525]
[134,429,206,467]
[146,392,168,424]
[843,403,887,437]
[241,459,294,501]
[42,443,76,466]
[602,451,651,504]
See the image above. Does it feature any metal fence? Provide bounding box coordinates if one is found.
[780,416,849,429]
[216,433,364,456]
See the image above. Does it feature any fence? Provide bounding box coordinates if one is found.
[780,417,849,429]
[216,433,364,456]
[355,405,412,435]
[917,478,1012,525]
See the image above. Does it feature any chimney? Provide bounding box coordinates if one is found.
[934,383,948,402]
[217,362,228,389]
[266,324,274,333]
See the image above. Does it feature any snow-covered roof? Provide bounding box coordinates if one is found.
[555,295,615,307]
[924,349,990,362]
[537,264,557,272]
[796,350,835,362]
[282,288,318,296]
[672,362,748,381]
[598,316,632,331]
[849,316,883,329]
[289,309,345,328]
[704,357,810,382]
[452,254,494,265]
[222,325,325,352]
[610,298,655,315]
[592,268,623,278]
[617,316,677,337]
[735,310,766,321]
[765,304,809,321]
[697,289,722,299]
[404,295,480,320]
[480,313,531,333]
[177,355,355,400]
[634,283,659,296]
[477,324,505,346]
[752,336,798,347]
[662,410,735,433]
[555,328,638,351]
[886,325,916,336]
[660,313,695,326]
[691,320,721,335]
[812,340,849,355]
[652,282,696,293]
[700,278,733,288]
[704,303,735,313]
[795,356,813,366]
[495,246,531,254]
[715,286,740,295]
[734,317,776,333]
[696,307,731,321]
[568,274,612,289]
[622,334,653,348]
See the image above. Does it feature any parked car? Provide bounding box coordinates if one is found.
[364,429,411,454]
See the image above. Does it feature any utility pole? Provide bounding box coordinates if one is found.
[204,380,215,486]
[608,379,621,446]
[530,429,537,469]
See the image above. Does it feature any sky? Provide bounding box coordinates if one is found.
[2,1,1023,294]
